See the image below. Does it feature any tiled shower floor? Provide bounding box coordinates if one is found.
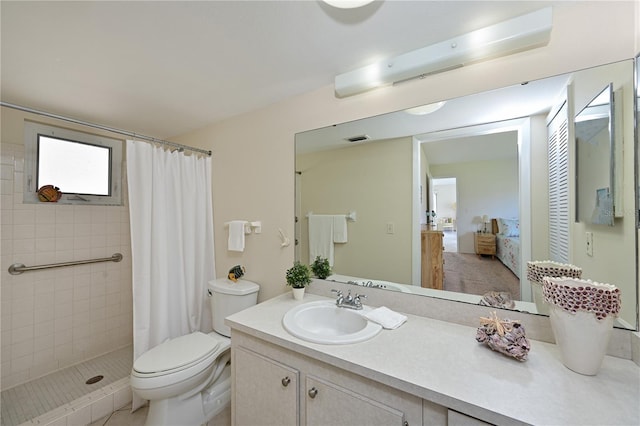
[1,346,132,426]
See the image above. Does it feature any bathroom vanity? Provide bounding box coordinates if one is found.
[227,293,640,426]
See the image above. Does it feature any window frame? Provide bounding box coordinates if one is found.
[24,121,123,206]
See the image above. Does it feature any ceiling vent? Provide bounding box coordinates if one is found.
[345,134,370,143]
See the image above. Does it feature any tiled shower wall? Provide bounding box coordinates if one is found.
[1,140,133,391]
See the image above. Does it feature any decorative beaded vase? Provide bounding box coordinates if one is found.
[527,261,582,315]
[542,277,620,375]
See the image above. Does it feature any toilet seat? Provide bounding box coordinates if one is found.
[131,332,230,389]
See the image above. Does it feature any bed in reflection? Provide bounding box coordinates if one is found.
[492,218,521,278]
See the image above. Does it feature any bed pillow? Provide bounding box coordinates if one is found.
[497,218,519,237]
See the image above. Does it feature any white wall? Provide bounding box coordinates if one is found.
[432,181,456,222]
[431,158,519,253]
[174,2,637,310]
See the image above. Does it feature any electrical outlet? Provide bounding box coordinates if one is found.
[386,222,395,234]
[586,232,593,256]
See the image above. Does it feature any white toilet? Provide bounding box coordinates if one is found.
[130,278,259,426]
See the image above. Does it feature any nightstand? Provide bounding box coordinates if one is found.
[474,233,496,258]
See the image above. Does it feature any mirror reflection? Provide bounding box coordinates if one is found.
[576,84,615,226]
[295,60,637,330]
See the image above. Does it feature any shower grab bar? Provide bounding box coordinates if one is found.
[8,253,123,275]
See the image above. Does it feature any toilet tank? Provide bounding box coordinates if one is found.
[208,278,259,337]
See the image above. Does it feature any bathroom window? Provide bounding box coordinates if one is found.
[23,121,123,205]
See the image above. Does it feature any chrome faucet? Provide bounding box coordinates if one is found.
[331,289,366,310]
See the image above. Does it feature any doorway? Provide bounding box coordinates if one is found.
[432,177,457,252]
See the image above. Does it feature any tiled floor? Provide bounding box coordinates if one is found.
[1,346,132,426]
[90,404,231,426]
[89,404,147,426]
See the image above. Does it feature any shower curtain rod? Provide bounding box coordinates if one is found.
[0,101,212,156]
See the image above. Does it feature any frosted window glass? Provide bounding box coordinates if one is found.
[37,136,111,195]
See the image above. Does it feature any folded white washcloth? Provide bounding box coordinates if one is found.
[363,306,407,330]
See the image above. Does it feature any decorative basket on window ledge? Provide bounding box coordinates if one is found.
[37,185,62,202]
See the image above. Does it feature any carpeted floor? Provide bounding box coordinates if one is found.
[443,253,520,300]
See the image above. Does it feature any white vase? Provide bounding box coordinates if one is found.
[292,287,305,300]
[527,260,582,316]
[549,306,614,375]
[530,280,549,315]
[543,277,620,376]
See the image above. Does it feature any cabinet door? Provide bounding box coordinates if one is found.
[233,346,299,426]
[448,410,493,425]
[305,376,405,426]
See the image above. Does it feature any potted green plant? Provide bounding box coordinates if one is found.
[311,256,332,280]
[286,261,312,300]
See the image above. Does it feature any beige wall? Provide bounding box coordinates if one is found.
[569,60,637,328]
[0,108,133,390]
[174,2,638,324]
[297,137,412,283]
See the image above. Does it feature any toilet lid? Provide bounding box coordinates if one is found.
[209,278,259,295]
[133,332,220,374]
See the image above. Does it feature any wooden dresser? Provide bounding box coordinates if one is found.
[421,229,444,290]
[474,232,496,258]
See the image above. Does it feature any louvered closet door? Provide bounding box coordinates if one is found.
[547,102,570,263]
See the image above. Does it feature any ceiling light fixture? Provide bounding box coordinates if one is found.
[334,7,552,98]
[404,101,446,116]
[323,0,375,9]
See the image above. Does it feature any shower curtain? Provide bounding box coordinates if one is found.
[126,140,215,410]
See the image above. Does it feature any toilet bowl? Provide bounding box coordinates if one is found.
[130,278,259,426]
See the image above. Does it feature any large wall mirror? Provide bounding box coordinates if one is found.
[295,59,638,330]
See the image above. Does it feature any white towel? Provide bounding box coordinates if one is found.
[228,221,246,252]
[333,215,348,243]
[308,215,334,266]
[363,306,407,330]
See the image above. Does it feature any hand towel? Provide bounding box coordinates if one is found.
[228,220,246,252]
[363,306,407,329]
[308,215,334,266]
[333,215,348,243]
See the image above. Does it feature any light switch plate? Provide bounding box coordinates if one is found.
[586,232,593,256]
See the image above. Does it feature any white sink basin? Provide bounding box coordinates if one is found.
[282,300,382,344]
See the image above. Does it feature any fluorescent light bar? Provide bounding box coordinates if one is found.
[404,101,446,115]
[335,7,552,98]
[323,0,374,8]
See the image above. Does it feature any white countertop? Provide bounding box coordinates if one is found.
[226,293,640,426]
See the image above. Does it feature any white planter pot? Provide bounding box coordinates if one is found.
[549,305,614,375]
[527,260,582,316]
[530,280,549,315]
[543,276,620,376]
[292,287,305,300]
